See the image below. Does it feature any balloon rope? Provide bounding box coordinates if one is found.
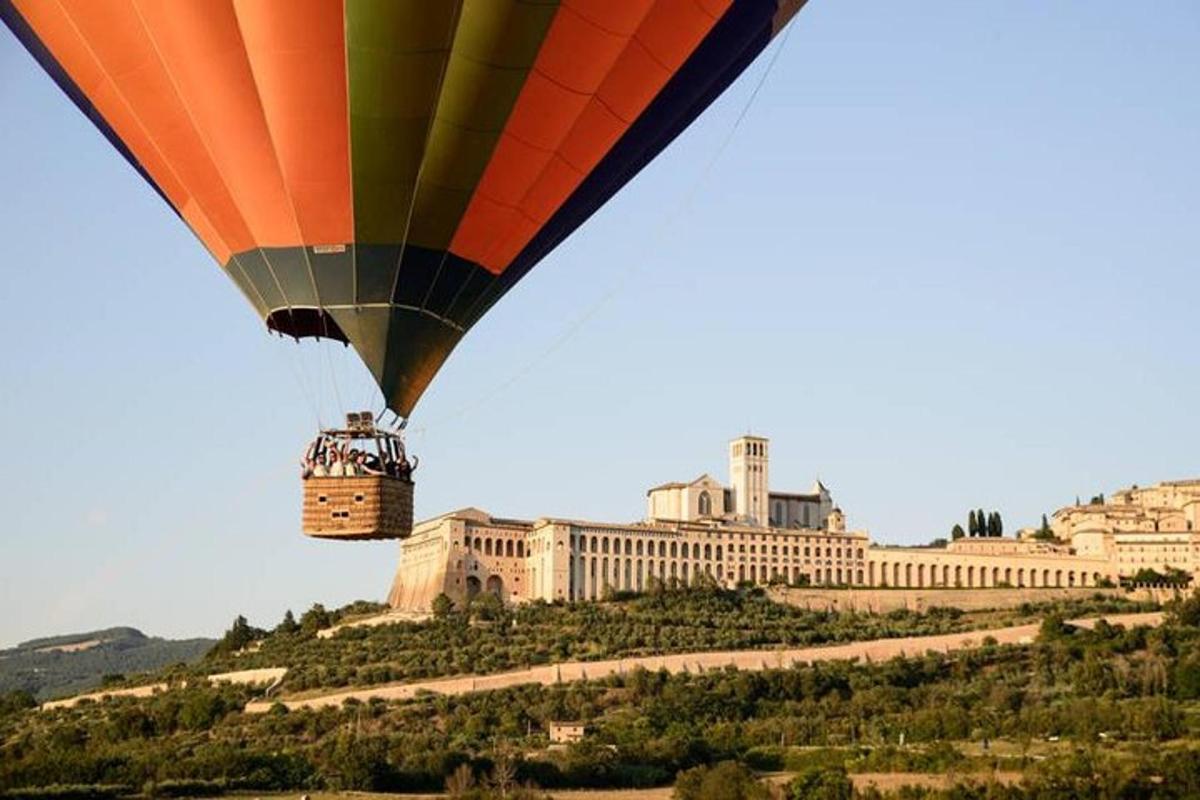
[279,338,323,429]
[323,341,345,417]
[410,21,797,435]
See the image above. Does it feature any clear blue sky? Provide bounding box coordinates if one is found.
[1,1,1197,647]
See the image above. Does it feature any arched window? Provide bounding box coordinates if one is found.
[698,491,712,517]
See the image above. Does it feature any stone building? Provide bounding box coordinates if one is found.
[1051,481,1200,576]
[386,437,1199,611]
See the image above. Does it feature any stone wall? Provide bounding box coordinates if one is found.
[769,586,1171,614]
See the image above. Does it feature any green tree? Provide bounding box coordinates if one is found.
[967,510,978,538]
[786,766,853,800]
[471,592,504,621]
[432,593,455,618]
[1168,590,1200,627]
[950,524,965,541]
[209,614,263,656]
[275,609,299,635]
[1034,513,1054,540]
[674,761,769,800]
[299,603,332,635]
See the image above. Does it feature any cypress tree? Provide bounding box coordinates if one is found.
[994,512,1003,538]
[968,510,978,537]
[977,508,986,537]
[951,523,965,540]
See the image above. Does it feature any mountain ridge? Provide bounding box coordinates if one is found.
[0,625,215,700]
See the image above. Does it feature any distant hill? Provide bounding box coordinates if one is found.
[0,627,215,700]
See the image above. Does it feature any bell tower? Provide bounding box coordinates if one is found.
[729,435,769,526]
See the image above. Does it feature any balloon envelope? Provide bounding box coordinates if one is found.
[3,0,807,415]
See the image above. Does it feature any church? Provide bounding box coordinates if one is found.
[387,436,1200,611]
[388,435,865,610]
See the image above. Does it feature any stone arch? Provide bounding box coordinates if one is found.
[917,563,926,587]
[625,539,633,556]
[466,575,482,599]
[942,565,951,586]
[905,563,913,587]
[505,540,514,558]
[484,538,493,556]
[485,575,503,598]
[699,490,712,516]
[893,563,901,586]
[1055,569,1063,587]
[954,565,963,587]
[967,565,975,587]
[1018,568,1025,587]
[992,567,1000,585]
[473,536,482,551]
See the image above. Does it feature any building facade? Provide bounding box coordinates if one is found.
[387,438,1198,611]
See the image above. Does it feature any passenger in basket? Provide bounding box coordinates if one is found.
[361,452,385,476]
[327,447,345,477]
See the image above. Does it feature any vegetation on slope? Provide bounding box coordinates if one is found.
[199,585,1154,693]
[0,589,1182,797]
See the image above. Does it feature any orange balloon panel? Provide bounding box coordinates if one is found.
[3,0,809,415]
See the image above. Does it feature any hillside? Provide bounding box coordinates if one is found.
[197,587,1154,695]
[0,627,214,700]
[0,592,1193,799]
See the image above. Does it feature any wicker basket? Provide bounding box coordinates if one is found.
[302,475,414,540]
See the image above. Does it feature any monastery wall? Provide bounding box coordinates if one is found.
[866,547,1115,590]
[770,586,1144,614]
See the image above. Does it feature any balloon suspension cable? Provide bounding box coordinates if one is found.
[322,340,345,416]
[279,338,323,429]
[409,22,796,435]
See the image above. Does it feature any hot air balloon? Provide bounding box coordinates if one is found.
[3,0,809,539]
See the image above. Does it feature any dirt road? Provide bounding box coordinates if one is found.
[42,666,288,711]
[243,611,1160,713]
